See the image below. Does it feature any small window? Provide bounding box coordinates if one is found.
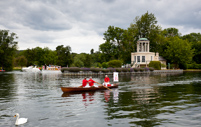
[151,56,153,61]
[134,56,136,62]
[142,56,145,62]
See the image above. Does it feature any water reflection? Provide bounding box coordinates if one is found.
[1,71,201,127]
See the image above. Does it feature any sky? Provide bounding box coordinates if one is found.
[0,0,201,53]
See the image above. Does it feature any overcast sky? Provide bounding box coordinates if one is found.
[0,0,201,53]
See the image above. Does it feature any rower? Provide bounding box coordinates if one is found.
[103,75,111,86]
[88,77,97,87]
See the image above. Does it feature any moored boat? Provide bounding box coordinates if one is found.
[61,84,118,93]
[41,65,62,73]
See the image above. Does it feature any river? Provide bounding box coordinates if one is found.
[0,71,201,127]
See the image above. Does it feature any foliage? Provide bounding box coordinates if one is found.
[134,68,140,72]
[149,67,154,71]
[122,68,130,72]
[182,33,201,64]
[115,68,122,72]
[108,60,122,68]
[101,69,109,73]
[0,30,18,71]
[15,56,27,68]
[187,63,201,69]
[90,67,101,73]
[164,37,194,68]
[107,67,116,72]
[102,62,108,68]
[130,11,161,53]
[61,67,80,72]
[56,45,73,67]
[149,61,161,70]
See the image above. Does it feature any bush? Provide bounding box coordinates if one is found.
[134,68,140,72]
[139,68,144,72]
[107,67,116,72]
[122,68,130,72]
[108,60,122,68]
[187,64,201,69]
[149,67,154,71]
[62,67,81,72]
[101,69,109,73]
[90,67,101,73]
[149,61,161,70]
[80,67,90,72]
[115,68,122,72]
[102,62,108,68]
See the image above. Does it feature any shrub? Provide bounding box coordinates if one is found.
[90,67,101,73]
[122,68,130,72]
[102,62,108,68]
[149,67,154,71]
[101,69,109,73]
[115,68,122,72]
[144,67,149,71]
[108,60,122,68]
[130,68,134,72]
[80,67,90,72]
[63,67,80,72]
[107,67,116,72]
[134,68,140,72]
[139,68,144,72]
[149,61,161,70]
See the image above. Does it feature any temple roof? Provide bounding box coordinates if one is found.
[138,38,148,41]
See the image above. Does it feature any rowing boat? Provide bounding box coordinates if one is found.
[61,84,118,93]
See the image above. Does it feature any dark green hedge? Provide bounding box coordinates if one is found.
[187,64,201,69]
[149,61,161,70]
[108,60,122,68]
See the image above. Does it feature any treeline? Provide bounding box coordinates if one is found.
[1,12,201,71]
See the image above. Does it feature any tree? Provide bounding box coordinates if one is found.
[0,30,18,71]
[164,37,194,68]
[129,11,161,52]
[163,28,181,37]
[182,33,201,64]
[15,56,27,68]
[43,47,58,65]
[56,45,73,67]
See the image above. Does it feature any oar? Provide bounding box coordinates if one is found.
[96,82,112,91]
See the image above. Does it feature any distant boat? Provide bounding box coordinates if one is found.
[22,66,40,72]
[41,65,62,73]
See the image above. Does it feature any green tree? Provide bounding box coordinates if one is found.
[164,37,194,68]
[0,30,18,71]
[129,11,161,52]
[163,28,181,37]
[43,47,58,65]
[56,45,72,67]
[108,60,122,68]
[182,33,201,64]
[15,56,27,68]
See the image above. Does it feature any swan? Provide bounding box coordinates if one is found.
[14,113,28,125]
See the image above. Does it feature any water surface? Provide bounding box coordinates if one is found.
[0,71,201,127]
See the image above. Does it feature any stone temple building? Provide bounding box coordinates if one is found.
[131,38,166,68]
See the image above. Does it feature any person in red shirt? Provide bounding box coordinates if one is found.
[88,77,96,87]
[104,75,111,86]
[81,77,88,87]
[104,75,110,82]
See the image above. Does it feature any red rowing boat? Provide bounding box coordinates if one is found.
[61,84,118,93]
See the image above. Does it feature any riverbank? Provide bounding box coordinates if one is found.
[63,69,183,76]
[184,69,201,72]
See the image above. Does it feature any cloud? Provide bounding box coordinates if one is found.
[0,0,201,53]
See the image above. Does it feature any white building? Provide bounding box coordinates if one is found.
[131,38,166,68]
